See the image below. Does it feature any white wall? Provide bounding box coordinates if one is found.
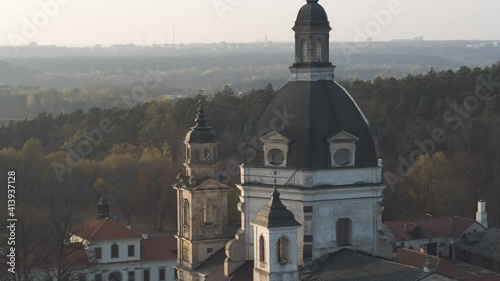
[239,182,385,265]
[32,259,177,281]
[90,238,142,263]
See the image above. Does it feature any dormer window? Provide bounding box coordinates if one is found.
[327,131,359,168]
[260,131,291,168]
[334,149,352,166]
[267,149,284,166]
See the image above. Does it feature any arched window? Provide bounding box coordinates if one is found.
[187,147,190,160]
[111,244,119,258]
[315,41,322,62]
[204,202,215,225]
[183,200,190,226]
[301,40,309,62]
[259,235,265,262]
[277,236,289,263]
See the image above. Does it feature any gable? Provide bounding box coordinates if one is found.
[327,130,360,143]
[460,221,487,236]
[191,178,232,191]
[260,131,291,143]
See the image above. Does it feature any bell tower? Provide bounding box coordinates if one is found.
[183,102,219,182]
[174,102,233,281]
[290,0,335,81]
[251,187,301,281]
[96,196,110,220]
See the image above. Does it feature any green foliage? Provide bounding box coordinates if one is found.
[1,65,500,226]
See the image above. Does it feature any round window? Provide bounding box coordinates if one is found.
[334,149,352,166]
[267,149,284,166]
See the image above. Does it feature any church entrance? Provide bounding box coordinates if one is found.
[109,271,122,281]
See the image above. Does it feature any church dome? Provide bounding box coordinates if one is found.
[184,104,218,144]
[249,80,378,170]
[293,0,331,31]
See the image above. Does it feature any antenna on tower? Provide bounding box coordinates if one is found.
[173,24,176,44]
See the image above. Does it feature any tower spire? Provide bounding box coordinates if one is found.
[194,101,208,128]
[290,0,335,81]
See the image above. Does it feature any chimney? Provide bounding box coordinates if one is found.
[476,200,488,228]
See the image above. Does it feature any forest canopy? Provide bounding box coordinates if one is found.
[0,63,499,228]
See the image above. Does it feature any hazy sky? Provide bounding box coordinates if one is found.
[1,0,499,46]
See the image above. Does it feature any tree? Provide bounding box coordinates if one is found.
[42,207,88,281]
[0,208,47,281]
[398,152,475,219]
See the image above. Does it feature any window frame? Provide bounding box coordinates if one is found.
[111,243,119,258]
[259,235,266,262]
[159,268,166,281]
[336,218,352,247]
[203,202,215,225]
[277,236,290,264]
[127,244,135,257]
[143,269,150,281]
[94,247,102,259]
[128,271,135,281]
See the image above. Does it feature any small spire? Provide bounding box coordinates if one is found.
[194,100,208,128]
[272,183,280,199]
[272,171,278,195]
[251,180,301,228]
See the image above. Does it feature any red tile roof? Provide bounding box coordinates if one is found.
[141,236,177,261]
[73,217,141,241]
[397,248,476,279]
[386,216,479,241]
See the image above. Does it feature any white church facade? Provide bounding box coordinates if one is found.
[173,1,401,280]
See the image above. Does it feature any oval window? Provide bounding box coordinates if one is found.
[267,149,284,165]
[334,149,352,166]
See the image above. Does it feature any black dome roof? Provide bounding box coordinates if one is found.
[293,0,331,31]
[252,187,301,228]
[185,104,218,144]
[248,80,377,170]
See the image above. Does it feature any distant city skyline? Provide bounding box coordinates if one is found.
[1,0,500,47]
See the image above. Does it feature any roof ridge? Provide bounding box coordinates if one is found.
[89,217,108,240]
